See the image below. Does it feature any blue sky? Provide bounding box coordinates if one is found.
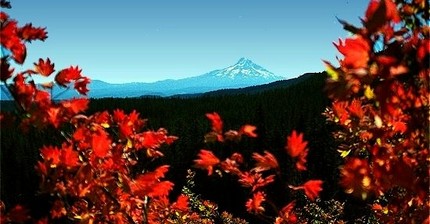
[8,1,368,83]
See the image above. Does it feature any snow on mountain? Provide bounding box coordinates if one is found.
[209,57,282,80]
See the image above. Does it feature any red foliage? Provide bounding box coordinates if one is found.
[252,150,279,172]
[285,130,307,158]
[33,58,55,76]
[245,191,266,214]
[194,149,220,175]
[325,0,429,222]
[285,130,309,171]
[302,180,323,201]
[334,36,370,69]
[194,113,320,221]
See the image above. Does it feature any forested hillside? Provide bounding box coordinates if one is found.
[1,72,341,219]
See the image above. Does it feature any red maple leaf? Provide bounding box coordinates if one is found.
[34,90,51,109]
[238,172,275,191]
[72,127,91,150]
[245,191,266,214]
[220,152,243,175]
[149,181,174,197]
[129,166,171,197]
[60,144,79,168]
[61,98,89,114]
[295,148,308,171]
[392,121,407,133]
[17,23,48,42]
[113,109,126,123]
[91,129,112,158]
[138,131,160,149]
[194,149,220,175]
[289,180,323,201]
[172,194,189,211]
[33,58,54,76]
[206,112,223,134]
[240,124,258,138]
[334,36,370,69]
[276,201,297,224]
[348,99,364,119]
[40,145,61,166]
[332,100,350,125]
[55,66,83,87]
[118,121,133,138]
[1,20,27,64]
[252,151,279,172]
[152,165,169,179]
[285,130,308,158]
[47,107,61,128]
[165,135,178,145]
[365,0,401,26]
[302,180,323,201]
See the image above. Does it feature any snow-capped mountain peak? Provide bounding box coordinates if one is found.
[212,58,282,80]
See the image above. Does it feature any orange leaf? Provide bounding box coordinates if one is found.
[334,36,370,69]
[238,172,275,191]
[18,23,48,42]
[172,194,189,211]
[245,191,266,214]
[252,150,279,172]
[130,166,171,197]
[240,124,258,138]
[61,98,89,114]
[60,144,79,168]
[286,130,308,158]
[153,165,170,179]
[302,180,323,201]
[206,112,223,134]
[139,131,160,149]
[295,148,308,171]
[113,109,126,123]
[1,21,27,64]
[149,181,174,197]
[194,149,220,175]
[55,66,82,87]
[40,145,61,166]
[34,58,54,76]
[364,0,401,33]
[348,99,364,118]
[276,201,297,224]
[392,121,407,133]
[92,130,111,158]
